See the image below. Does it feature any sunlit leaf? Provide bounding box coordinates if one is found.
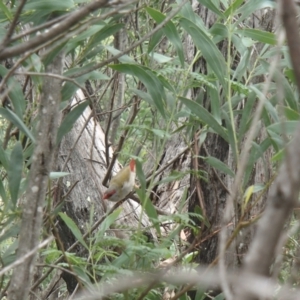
[49,172,70,179]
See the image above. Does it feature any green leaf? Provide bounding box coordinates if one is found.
[73,265,92,285]
[0,0,13,21]
[105,46,136,64]
[136,160,146,192]
[96,208,122,240]
[24,0,74,11]
[179,18,227,90]
[57,101,89,144]
[236,29,276,45]
[197,0,225,18]
[137,189,161,236]
[179,97,228,142]
[110,64,166,117]
[235,0,274,23]
[0,178,7,204]
[224,0,244,17]
[267,121,299,135]
[65,24,105,54]
[282,106,300,121]
[0,65,26,118]
[0,223,20,244]
[148,30,164,53]
[62,66,109,101]
[150,52,173,63]
[0,144,9,170]
[49,172,70,179]
[203,156,234,177]
[8,142,23,206]
[0,108,36,143]
[58,212,88,250]
[87,23,124,53]
[238,91,256,140]
[214,293,225,300]
[146,7,185,67]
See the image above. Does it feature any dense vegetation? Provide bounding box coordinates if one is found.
[0,0,299,299]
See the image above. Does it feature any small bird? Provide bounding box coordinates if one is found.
[103,159,136,202]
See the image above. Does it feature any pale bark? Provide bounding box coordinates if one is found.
[8,53,64,300]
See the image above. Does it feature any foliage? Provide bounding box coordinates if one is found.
[0,0,298,299]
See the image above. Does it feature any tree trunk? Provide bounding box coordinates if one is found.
[55,91,156,294]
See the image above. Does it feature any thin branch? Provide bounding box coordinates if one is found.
[0,0,27,52]
[0,0,135,59]
[69,0,190,79]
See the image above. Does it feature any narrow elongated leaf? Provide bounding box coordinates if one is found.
[137,189,161,236]
[203,156,235,177]
[282,106,300,121]
[267,121,298,135]
[179,97,228,142]
[88,23,124,52]
[0,179,7,204]
[49,172,70,179]
[148,30,164,53]
[208,86,221,123]
[0,0,13,20]
[96,208,122,239]
[57,101,89,144]
[8,142,23,206]
[0,65,26,118]
[237,29,276,45]
[179,18,227,89]
[146,7,184,67]
[0,144,9,170]
[62,65,109,101]
[235,0,274,23]
[238,92,256,140]
[224,0,244,16]
[110,64,166,117]
[136,160,146,192]
[105,46,136,64]
[0,108,35,143]
[58,212,88,250]
[24,0,74,11]
[0,223,20,243]
[197,0,225,18]
[150,52,173,63]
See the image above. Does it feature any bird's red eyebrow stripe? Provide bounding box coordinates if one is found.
[129,159,135,172]
[103,190,116,199]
